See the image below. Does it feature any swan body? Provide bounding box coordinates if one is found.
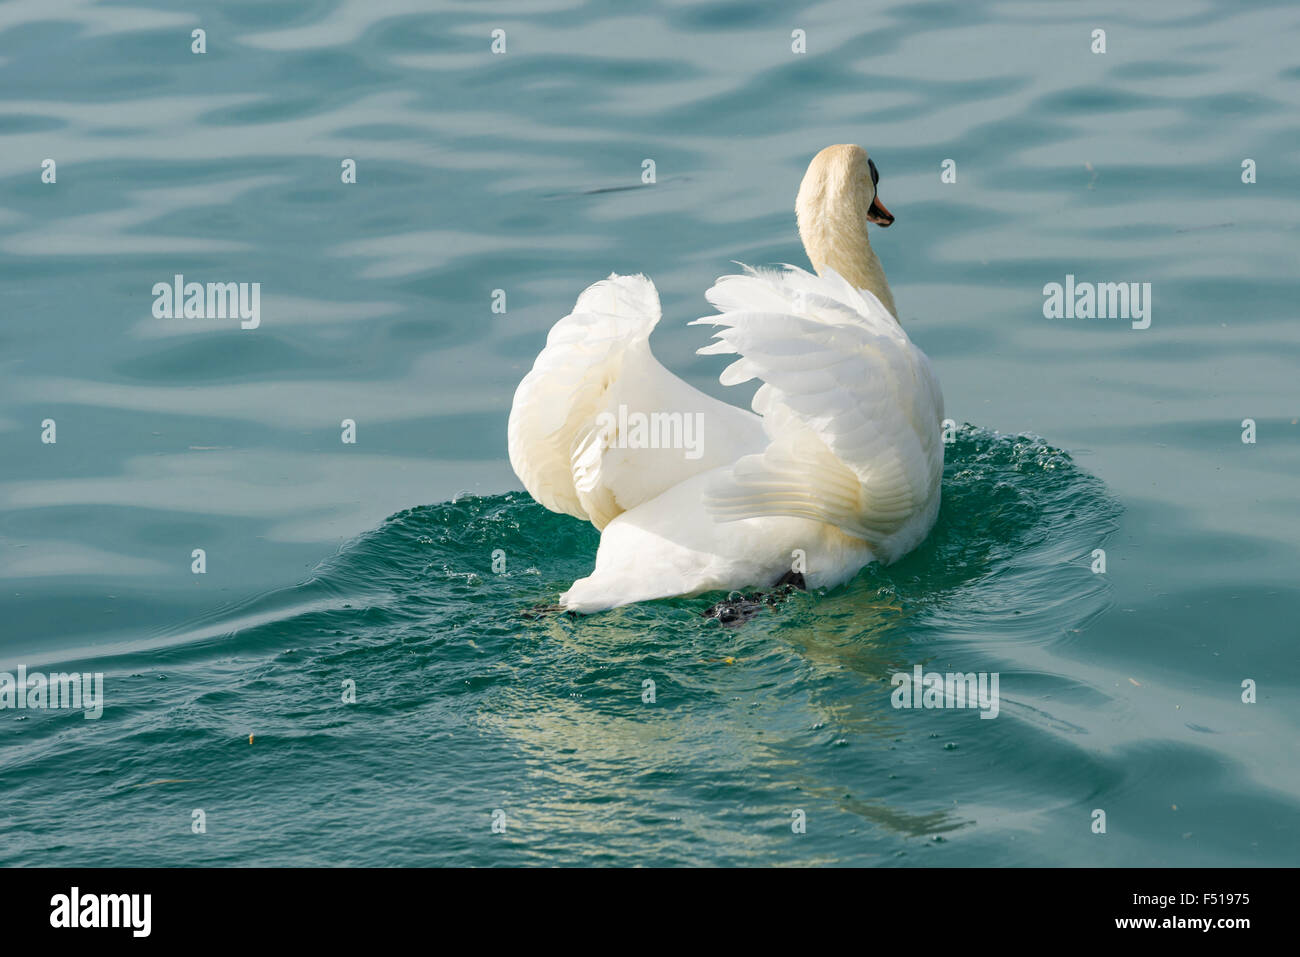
[508,145,944,612]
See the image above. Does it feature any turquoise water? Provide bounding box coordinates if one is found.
[1,0,1297,866]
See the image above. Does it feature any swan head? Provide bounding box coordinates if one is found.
[796,143,893,232]
[795,144,898,316]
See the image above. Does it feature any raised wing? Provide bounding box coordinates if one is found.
[690,265,944,558]
[508,273,766,529]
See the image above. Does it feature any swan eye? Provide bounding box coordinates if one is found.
[868,158,880,187]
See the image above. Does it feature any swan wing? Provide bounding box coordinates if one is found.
[508,273,765,530]
[690,265,944,558]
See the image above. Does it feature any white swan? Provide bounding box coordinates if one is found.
[508,144,944,613]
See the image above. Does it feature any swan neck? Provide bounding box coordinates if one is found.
[803,226,897,318]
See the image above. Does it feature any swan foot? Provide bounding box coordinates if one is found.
[701,572,806,627]
[774,570,806,590]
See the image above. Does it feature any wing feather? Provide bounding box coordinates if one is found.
[690,265,944,557]
[508,273,768,529]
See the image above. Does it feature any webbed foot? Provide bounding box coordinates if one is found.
[701,571,806,626]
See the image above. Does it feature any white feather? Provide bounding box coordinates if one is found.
[507,273,766,530]
[689,265,944,559]
[507,145,945,611]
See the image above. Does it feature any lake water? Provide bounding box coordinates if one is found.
[1,0,1297,866]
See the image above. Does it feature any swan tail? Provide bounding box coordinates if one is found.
[689,265,945,560]
[507,274,662,528]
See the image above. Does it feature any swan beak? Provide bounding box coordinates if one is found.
[867,196,894,227]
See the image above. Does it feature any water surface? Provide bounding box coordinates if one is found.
[1,0,1297,865]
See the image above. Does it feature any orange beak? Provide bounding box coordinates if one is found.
[868,195,894,227]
